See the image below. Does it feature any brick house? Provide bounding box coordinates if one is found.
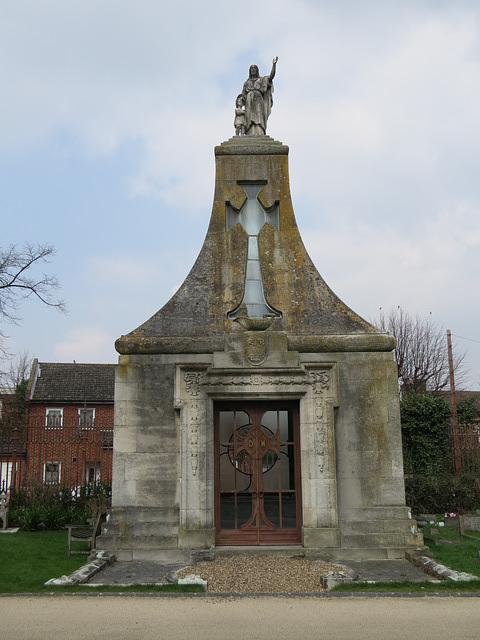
[22,360,115,490]
[0,388,17,491]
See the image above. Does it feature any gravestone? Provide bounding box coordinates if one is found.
[98,61,421,561]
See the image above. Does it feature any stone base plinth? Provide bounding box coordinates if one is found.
[98,507,196,563]
[302,527,341,548]
[178,527,215,550]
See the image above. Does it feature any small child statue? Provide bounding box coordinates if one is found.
[234,94,246,136]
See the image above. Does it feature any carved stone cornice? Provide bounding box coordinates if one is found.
[215,136,288,156]
[289,333,395,353]
[179,363,336,400]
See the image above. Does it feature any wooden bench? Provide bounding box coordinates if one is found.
[66,512,104,555]
[0,492,8,530]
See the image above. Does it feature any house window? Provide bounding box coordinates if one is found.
[44,462,61,484]
[101,429,114,450]
[78,408,95,429]
[85,462,101,483]
[45,408,63,428]
[0,461,15,492]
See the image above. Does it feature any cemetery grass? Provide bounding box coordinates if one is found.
[0,531,204,594]
[423,526,480,577]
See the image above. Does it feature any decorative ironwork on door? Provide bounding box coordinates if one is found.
[215,402,301,545]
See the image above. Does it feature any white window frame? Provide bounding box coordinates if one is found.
[0,461,16,492]
[78,408,95,429]
[45,408,63,429]
[85,461,101,483]
[43,461,61,485]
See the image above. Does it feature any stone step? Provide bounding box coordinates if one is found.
[101,521,179,537]
[111,548,192,563]
[340,520,416,535]
[341,533,406,549]
[339,506,412,521]
[106,506,179,524]
[214,545,306,558]
[96,533,179,551]
[329,547,408,562]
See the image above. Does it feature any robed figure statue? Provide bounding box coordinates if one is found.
[241,57,278,136]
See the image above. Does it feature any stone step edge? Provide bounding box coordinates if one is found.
[45,550,116,586]
[409,549,479,582]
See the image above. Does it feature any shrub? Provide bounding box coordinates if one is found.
[8,481,111,530]
[401,392,451,476]
[406,473,480,514]
[11,506,45,531]
[10,484,75,510]
[457,397,478,425]
[63,505,91,525]
[40,505,67,530]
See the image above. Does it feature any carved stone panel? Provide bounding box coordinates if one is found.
[175,361,339,544]
[243,333,267,366]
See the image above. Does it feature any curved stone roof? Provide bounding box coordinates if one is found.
[116,137,393,355]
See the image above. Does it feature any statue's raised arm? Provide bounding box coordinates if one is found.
[269,57,278,81]
[238,57,278,137]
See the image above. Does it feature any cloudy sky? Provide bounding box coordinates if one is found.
[1,0,480,389]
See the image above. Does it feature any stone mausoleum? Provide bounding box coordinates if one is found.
[99,61,421,561]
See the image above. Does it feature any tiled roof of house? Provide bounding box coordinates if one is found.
[29,362,115,404]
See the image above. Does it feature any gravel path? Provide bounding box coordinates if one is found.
[4,596,480,640]
[176,556,344,592]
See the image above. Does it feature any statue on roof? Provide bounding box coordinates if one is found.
[234,94,246,136]
[237,57,278,136]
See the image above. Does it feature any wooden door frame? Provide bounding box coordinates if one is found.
[214,400,302,545]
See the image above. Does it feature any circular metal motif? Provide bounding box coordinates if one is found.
[228,422,278,475]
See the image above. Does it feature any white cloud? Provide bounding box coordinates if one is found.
[2,0,480,387]
[53,327,114,363]
[86,256,166,288]
[2,2,480,223]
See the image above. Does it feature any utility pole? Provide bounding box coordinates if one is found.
[447,329,462,473]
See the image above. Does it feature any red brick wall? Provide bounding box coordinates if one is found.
[23,403,114,489]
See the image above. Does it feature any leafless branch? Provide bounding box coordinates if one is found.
[0,243,66,325]
[373,307,469,394]
[0,350,32,390]
[0,243,66,357]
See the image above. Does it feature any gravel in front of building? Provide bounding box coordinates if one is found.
[176,556,345,593]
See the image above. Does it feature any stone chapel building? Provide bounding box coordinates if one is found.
[98,129,421,561]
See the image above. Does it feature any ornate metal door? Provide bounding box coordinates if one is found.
[215,401,302,545]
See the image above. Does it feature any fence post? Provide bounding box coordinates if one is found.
[447,329,462,473]
[10,418,19,493]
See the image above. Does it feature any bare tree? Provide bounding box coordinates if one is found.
[0,243,65,356]
[374,307,468,395]
[0,351,32,390]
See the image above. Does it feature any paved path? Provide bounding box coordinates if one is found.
[1,595,479,640]
[89,558,431,585]
[89,560,185,585]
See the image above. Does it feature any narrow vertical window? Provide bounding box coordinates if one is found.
[45,409,63,428]
[78,408,95,429]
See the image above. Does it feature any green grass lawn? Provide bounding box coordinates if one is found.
[423,525,480,577]
[0,531,88,592]
[0,530,203,594]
